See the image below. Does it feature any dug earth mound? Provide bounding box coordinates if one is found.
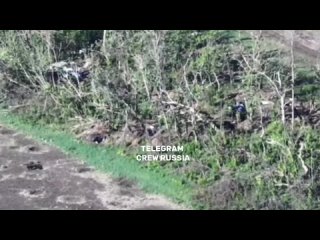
[0,124,185,210]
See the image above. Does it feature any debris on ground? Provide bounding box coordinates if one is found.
[25,161,43,170]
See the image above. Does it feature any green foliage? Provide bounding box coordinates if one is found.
[2,30,320,209]
[54,30,103,53]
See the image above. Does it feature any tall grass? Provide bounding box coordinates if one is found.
[1,30,320,209]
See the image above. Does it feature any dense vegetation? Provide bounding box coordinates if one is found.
[1,30,320,209]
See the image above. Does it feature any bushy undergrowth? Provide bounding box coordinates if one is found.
[1,30,320,209]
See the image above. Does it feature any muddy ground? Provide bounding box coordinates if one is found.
[0,124,184,210]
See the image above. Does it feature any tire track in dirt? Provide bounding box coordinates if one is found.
[0,124,185,210]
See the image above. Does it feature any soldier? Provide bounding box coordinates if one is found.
[235,101,247,122]
[227,101,247,122]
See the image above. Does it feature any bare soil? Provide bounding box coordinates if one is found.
[0,124,184,210]
[250,30,320,63]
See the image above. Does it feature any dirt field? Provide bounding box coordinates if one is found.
[0,124,184,210]
[250,30,320,63]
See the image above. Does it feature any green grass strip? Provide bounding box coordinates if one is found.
[0,110,194,208]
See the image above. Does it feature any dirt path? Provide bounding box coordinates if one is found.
[0,124,184,210]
